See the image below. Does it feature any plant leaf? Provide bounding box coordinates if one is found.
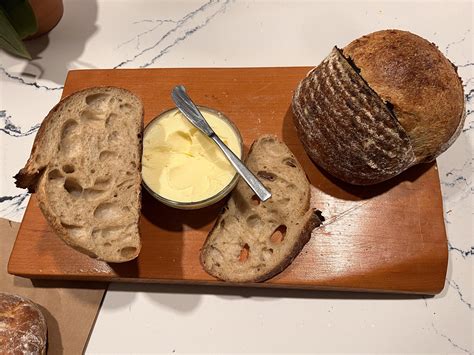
[0,6,31,59]
[2,0,37,39]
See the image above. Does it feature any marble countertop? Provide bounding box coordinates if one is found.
[1,0,472,353]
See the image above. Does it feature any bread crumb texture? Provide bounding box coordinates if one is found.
[15,87,143,262]
[201,135,321,282]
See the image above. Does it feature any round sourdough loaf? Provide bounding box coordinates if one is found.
[0,293,47,354]
[292,29,465,185]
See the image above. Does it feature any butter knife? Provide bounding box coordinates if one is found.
[171,85,272,202]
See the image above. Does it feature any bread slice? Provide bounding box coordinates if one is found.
[14,87,143,262]
[200,135,321,282]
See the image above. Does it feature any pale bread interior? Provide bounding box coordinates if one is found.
[200,135,319,282]
[16,87,143,262]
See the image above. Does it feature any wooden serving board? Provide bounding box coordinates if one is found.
[8,68,448,294]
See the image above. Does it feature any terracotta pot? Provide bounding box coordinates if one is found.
[28,0,64,38]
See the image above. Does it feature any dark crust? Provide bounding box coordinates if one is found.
[14,167,45,193]
[200,135,322,283]
[292,47,416,185]
[13,99,62,191]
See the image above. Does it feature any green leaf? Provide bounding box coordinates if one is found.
[0,6,31,59]
[2,0,37,39]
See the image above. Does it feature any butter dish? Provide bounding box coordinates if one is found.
[142,106,243,209]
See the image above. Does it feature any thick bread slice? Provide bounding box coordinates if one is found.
[200,135,321,282]
[292,47,416,185]
[14,87,143,262]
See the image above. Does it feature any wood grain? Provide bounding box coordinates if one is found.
[8,68,448,294]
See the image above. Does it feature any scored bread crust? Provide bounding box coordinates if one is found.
[343,29,465,163]
[200,135,321,283]
[0,293,47,355]
[293,47,416,185]
[15,87,143,262]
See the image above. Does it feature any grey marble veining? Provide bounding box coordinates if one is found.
[0,110,40,137]
[114,0,232,68]
[0,1,472,353]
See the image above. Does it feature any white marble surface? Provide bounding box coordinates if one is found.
[0,0,472,353]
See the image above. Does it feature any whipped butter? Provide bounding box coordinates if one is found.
[142,108,241,203]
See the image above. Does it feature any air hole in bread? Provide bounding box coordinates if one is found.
[94,202,122,220]
[120,246,137,258]
[119,103,132,110]
[102,225,124,240]
[251,195,260,206]
[246,214,261,228]
[90,169,96,174]
[94,176,112,189]
[83,188,106,201]
[48,169,63,181]
[59,135,81,158]
[64,178,83,197]
[262,137,275,144]
[85,93,110,106]
[283,157,297,167]
[270,225,287,244]
[117,179,134,188]
[81,109,105,121]
[106,113,118,127]
[257,171,277,181]
[286,183,296,190]
[86,93,110,114]
[61,222,81,229]
[62,164,75,174]
[104,242,112,247]
[99,150,116,161]
[61,119,79,140]
[130,161,137,169]
[239,243,250,262]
